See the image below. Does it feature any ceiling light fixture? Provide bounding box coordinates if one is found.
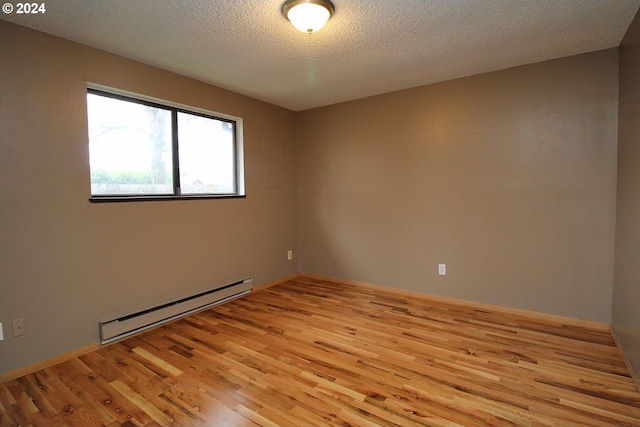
[282,0,335,34]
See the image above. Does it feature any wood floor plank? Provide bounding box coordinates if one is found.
[1,275,639,426]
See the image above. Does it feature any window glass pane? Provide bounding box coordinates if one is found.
[178,112,236,194]
[87,93,173,195]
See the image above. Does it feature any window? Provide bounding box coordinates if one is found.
[87,88,244,201]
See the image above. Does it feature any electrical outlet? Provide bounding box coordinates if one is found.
[287,250,293,260]
[438,264,447,276]
[12,318,26,337]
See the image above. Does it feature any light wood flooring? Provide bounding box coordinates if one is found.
[1,275,640,426]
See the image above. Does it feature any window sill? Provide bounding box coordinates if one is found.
[89,194,246,203]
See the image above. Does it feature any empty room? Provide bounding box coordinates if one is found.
[2,1,640,425]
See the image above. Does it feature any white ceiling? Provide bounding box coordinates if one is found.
[3,0,639,111]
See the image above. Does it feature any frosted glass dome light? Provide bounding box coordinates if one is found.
[282,0,335,34]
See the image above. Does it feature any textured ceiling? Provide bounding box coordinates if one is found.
[2,0,639,111]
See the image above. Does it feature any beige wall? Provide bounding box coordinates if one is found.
[0,17,630,378]
[297,49,619,322]
[0,21,298,375]
[613,10,640,378]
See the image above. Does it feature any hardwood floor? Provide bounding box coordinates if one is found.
[1,275,639,426]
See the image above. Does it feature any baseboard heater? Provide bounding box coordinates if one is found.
[99,277,253,345]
